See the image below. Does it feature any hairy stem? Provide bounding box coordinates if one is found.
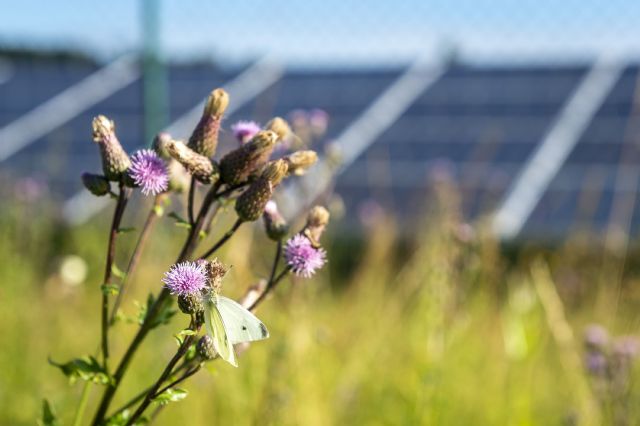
[153,364,202,398]
[125,323,198,425]
[101,181,130,370]
[106,360,193,420]
[187,176,196,225]
[110,193,166,325]
[92,181,223,425]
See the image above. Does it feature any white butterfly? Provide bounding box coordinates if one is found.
[204,294,269,367]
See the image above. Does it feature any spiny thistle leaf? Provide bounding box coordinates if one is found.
[152,388,188,406]
[37,399,60,426]
[48,356,114,385]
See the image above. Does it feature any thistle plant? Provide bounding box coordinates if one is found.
[46,88,329,426]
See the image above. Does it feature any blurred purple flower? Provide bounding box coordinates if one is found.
[584,324,609,350]
[14,177,47,203]
[162,261,208,296]
[309,108,329,135]
[613,336,640,361]
[129,149,169,196]
[288,109,308,128]
[585,352,608,376]
[231,120,261,144]
[358,199,384,228]
[284,234,326,278]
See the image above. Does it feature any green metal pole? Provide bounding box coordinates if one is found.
[141,0,168,144]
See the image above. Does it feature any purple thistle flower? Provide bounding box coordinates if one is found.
[231,120,261,144]
[129,149,169,195]
[162,261,208,297]
[284,234,326,278]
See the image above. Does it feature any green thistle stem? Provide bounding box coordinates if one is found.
[109,192,165,325]
[92,181,224,425]
[72,381,92,426]
[101,181,130,370]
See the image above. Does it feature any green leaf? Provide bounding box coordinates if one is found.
[38,399,59,426]
[117,227,136,234]
[153,205,164,217]
[49,356,114,385]
[184,343,198,363]
[105,410,148,426]
[168,211,190,227]
[152,388,188,406]
[111,264,126,280]
[101,283,120,296]
[173,329,197,346]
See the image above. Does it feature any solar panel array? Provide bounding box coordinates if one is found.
[1,57,637,240]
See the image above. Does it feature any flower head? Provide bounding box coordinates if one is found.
[128,149,169,195]
[163,261,208,296]
[231,120,261,144]
[284,234,326,278]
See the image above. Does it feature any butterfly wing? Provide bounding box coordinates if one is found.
[204,298,237,367]
[217,296,270,344]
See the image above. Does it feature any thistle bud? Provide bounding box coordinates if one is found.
[177,292,205,315]
[92,115,131,181]
[284,150,318,176]
[187,89,229,157]
[265,117,292,142]
[304,206,330,246]
[263,200,288,241]
[219,130,278,185]
[235,160,288,222]
[197,335,217,361]
[165,139,219,184]
[81,172,110,196]
[167,159,191,193]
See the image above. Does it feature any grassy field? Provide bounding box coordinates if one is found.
[1,189,640,426]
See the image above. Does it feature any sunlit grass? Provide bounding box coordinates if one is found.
[1,193,640,425]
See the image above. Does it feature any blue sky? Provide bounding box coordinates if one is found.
[1,0,639,65]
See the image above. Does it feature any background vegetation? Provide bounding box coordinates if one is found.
[1,182,639,426]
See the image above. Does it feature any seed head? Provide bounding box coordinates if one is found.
[235,178,273,222]
[165,139,219,184]
[152,132,173,159]
[265,117,292,142]
[81,172,111,196]
[284,234,326,278]
[284,150,318,176]
[187,89,229,157]
[304,205,330,246]
[163,261,208,297]
[128,149,169,196]
[204,258,228,294]
[219,130,278,185]
[235,160,288,222]
[92,115,131,181]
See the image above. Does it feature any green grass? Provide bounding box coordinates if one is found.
[1,195,639,426]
